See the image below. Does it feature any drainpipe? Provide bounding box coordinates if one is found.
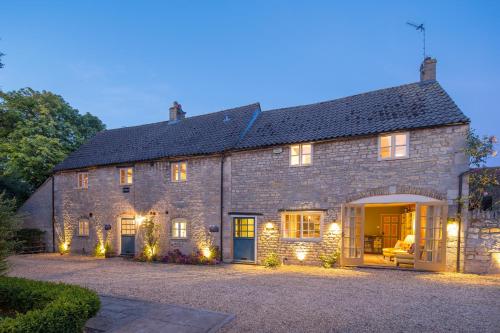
[51,175,56,253]
[220,154,224,262]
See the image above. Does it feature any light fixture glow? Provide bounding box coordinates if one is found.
[265,222,274,230]
[135,215,145,226]
[202,247,211,259]
[296,249,306,261]
[329,222,341,234]
[447,222,459,237]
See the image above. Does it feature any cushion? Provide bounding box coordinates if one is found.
[408,243,415,254]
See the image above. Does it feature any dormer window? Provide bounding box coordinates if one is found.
[119,167,133,185]
[77,172,88,189]
[379,132,409,160]
[290,143,312,166]
[171,161,187,182]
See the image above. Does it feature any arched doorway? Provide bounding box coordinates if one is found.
[341,194,448,271]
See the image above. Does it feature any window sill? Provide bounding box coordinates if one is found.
[289,164,312,168]
[281,237,322,243]
[378,156,410,161]
[171,237,188,241]
[77,235,89,238]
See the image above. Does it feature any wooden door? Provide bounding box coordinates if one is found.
[382,214,400,248]
[414,203,447,271]
[341,204,364,266]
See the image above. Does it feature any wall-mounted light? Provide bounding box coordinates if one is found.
[329,222,341,234]
[135,215,146,226]
[265,222,274,231]
[447,221,459,238]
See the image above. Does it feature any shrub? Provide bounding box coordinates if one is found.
[104,242,114,258]
[94,242,105,257]
[319,251,340,268]
[263,252,281,268]
[161,249,220,265]
[0,276,100,332]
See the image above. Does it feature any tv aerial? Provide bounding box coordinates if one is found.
[406,21,426,59]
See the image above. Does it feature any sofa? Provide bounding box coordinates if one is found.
[395,243,416,267]
[382,240,410,261]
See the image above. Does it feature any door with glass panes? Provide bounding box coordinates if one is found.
[233,217,255,262]
[414,203,447,271]
[341,204,364,266]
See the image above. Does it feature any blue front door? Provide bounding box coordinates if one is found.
[233,217,255,262]
[121,218,136,256]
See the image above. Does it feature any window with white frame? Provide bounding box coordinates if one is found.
[290,143,312,166]
[119,167,133,185]
[171,161,187,182]
[171,219,187,238]
[282,212,321,239]
[78,219,89,237]
[77,172,89,189]
[378,133,409,160]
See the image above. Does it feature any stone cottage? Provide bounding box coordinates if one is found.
[20,58,497,273]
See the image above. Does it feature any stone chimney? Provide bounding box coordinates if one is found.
[169,101,185,122]
[420,57,437,81]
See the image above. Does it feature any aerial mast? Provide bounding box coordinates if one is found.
[406,22,426,59]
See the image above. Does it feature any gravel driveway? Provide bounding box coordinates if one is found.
[8,254,500,333]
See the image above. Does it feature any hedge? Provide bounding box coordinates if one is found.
[0,276,100,333]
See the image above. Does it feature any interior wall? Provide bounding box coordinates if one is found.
[364,206,407,236]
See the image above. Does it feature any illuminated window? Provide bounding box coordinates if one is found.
[119,167,133,185]
[290,143,312,166]
[234,218,255,238]
[378,133,409,160]
[78,219,89,237]
[172,219,187,238]
[282,212,321,239]
[77,172,88,189]
[171,161,187,182]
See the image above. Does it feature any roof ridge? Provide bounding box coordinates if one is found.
[262,81,435,114]
[103,102,261,132]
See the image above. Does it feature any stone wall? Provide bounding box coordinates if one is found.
[464,210,500,274]
[18,178,54,251]
[53,156,222,257]
[226,125,469,266]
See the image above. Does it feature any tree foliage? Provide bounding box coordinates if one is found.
[0,192,20,275]
[0,88,105,202]
[464,129,498,210]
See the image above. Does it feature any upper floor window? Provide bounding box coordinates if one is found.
[171,218,187,238]
[171,161,187,182]
[282,212,321,240]
[78,219,89,237]
[378,133,409,160]
[77,172,88,189]
[290,143,312,166]
[119,167,133,185]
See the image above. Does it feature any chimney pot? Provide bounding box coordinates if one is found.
[169,101,186,122]
[420,57,437,81]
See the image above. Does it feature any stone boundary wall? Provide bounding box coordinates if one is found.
[464,209,500,274]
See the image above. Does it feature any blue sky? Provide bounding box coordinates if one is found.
[1,1,499,165]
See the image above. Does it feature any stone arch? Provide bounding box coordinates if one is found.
[345,185,446,203]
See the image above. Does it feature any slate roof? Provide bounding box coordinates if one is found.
[53,103,261,171]
[54,80,468,172]
[236,80,469,149]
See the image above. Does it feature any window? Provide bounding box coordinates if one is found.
[378,133,409,160]
[78,219,89,237]
[171,161,187,182]
[171,219,187,238]
[234,218,255,238]
[282,212,321,239]
[119,167,133,185]
[77,172,88,189]
[290,143,312,166]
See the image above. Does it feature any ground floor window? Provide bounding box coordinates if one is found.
[282,212,321,239]
[171,218,187,238]
[78,219,89,236]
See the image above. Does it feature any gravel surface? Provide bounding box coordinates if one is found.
[8,254,500,333]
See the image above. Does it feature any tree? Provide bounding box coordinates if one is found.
[464,129,498,210]
[0,88,105,202]
[0,192,20,275]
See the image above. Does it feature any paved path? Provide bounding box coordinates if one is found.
[85,295,234,333]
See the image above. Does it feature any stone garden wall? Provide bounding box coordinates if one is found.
[464,210,500,274]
